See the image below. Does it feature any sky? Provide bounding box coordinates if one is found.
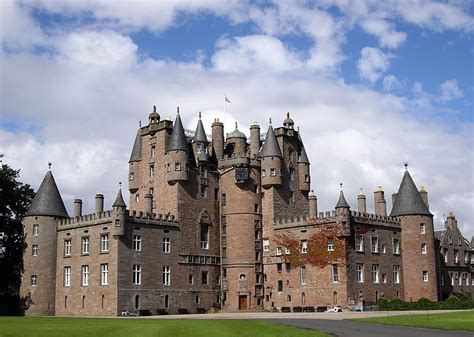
[0,0,473,238]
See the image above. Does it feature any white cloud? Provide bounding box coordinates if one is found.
[357,47,393,83]
[439,79,463,101]
[360,18,407,49]
[383,75,401,91]
[211,35,303,73]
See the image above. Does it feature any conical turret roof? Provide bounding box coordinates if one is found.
[390,169,431,217]
[335,189,350,209]
[167,113,188,152]
[259,125,282,158]
[112,188,127,208]
[298,132,309,164]
[26,170,69,218]
[193,115,208,143]
[129,129,142,162]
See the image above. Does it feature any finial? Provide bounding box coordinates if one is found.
[269,118,272,125]
[287,112,290,118]
[297,126,300,132]
[48,162,52,170]
[235,121,238,129]
[119,181,122,189]
[339,182,343,191]
[359,188,364,195]
[139,120,142,127]
[153,105,156,113]
[404,162,408,170]
[199,111,201,119]
[177,106,180,114]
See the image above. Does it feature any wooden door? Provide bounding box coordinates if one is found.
[239,295,248,310]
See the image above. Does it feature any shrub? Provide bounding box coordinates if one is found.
[375,297,474,311]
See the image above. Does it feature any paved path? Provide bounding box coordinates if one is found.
[267,318,473,337]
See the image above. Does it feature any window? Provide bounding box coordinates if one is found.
[270,168,276,176]
[32,244,38,256]
[135,194,139,203]
[149,165,155,177]
[33,224,39,236]
[133,235,141,251]
[393,238,400,255]
[174,163,181,171]
[423,271,428,282]
[464,252,469,264]
[327,239,334,251]
[132,264,141,285]
[129,172,134,181]
[450,273,455,286]
[382,273,387,283]
[201,271,209,285]
[444,249,448,263]
[285,262,291,272]
[64,240,71,256]
[301,240,308,254]
[392,265,400,284]
[221,194,226,206]
[166,164,171,172]
[420,223,425,234]
[189,274,194,285]
[151,145,155,158]
[277,280,283,292]
[277,263,282,272]
[371,237,379,253]
[82,237,90,255]
[200,224,209,249]
[31,275,37,286]
[81,265,89,286]
[355,235,364,252]
[289,167,295,181]
[163,238,170,253]
[305,175,310,183]
[356,263,364,283]
[421,243,427,254]
[163,266,170,286]
[276,247,282,256]
[284,247,290,254]
[454,250,459,263]
[101,234,109,252]
[64,267,71,287]
[300,266,307,284]
[381,244,386,254]
[194,295,200,304]
[262,169,266,177]
[331,264,339,283]
[101,264,109,285]
[371,264,379,283]
[263,239,270,252]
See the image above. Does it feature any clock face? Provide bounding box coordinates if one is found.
[235,166,249,181]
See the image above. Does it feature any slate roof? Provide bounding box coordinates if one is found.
[193,117,208,143]
[129,129,142,162]
[25,171,69,218]
[167,113,188,152]
[112,188,127,208]
[335,190,350,209]
[390,170,431,217]
[259,125,282,158]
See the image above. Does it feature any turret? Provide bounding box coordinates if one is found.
[309,190,317,218]
[21,166,69,315]
[357,188,366,213]
[211,118,224,159]
[148,105,160,124]
[225,122,247,157]
[335,183,350,215]
[249,123,260,159]
[335,183,351,235]
[144,193,153,215]
[390,164,437,301]
[165,109,189,184]
[374,186,387,216]
[283,112,294,129]
[298,132,310,191]
[73,199,82,218]
[112,183,127,236]
[260,123,282,187]
[192,112,209,163]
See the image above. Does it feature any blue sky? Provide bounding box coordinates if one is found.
[0,0,473,236]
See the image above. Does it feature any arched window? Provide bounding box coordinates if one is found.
[82,295,85,309]
[301,293,305,306]
[102,295,105,309]
[333,291,337,305]
[64,296,67,308]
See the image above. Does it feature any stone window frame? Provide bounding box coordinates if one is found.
[331,264,339,283]
[277,280,283,292]
[201,271,209,285]
[163,237,171,253]
[421,243,427,254]
[422,271,429,282]
[30,275,37,286]
[163,266,171,286]
[276,247,282,256]
[371,264,380,283]
[420,223,425,234]
[32,244,38,256]
[300,266,307,285]
[81,265,89,286]
[81,237,90,255]
[263,239,270,252]
[454,250,459,263]
[174,162,181,171]
[64,266,71,287]
[32,224,39,236]
[149,164,155,177]
[270,168,276,177]
[132,264,141,285]
[189,274,194,285]
[64,239,72,257]
[301,240,308,254]
[100,234,109,253]
[132,234,142,252]
[392,265,400,284]
[370,236,379,254]
[355,235,364,252]
[392,238,400,255]
[356,263,364,283]
[101,263,109,285]
[327,238,335,252]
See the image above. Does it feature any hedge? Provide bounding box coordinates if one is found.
[376,294,474,311]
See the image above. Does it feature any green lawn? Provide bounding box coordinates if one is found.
[351,310,474,331]
[0,317,329,337]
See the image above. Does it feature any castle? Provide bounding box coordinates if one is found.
[20,108,474,315]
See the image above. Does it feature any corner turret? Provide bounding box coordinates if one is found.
[112,183,127,236]
[165,109,189,184]
[297,132,310,191]
[225,122,247,157]
[260,123,282,188]
[192,112,209,163]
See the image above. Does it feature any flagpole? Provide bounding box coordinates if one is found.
[224,94,227,135]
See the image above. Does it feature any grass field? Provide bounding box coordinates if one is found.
[0,317,330,337]
[352,310,474,331]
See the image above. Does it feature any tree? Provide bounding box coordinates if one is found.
[0,164,35,315]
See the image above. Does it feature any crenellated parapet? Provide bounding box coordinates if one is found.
[351,210,400,226]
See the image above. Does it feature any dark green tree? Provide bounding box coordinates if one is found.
[0,164,35,314]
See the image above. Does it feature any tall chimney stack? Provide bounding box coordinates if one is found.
[357,188,367,213]
[95,194,104,214]
[374,186,387,216]
[74,199,82,217]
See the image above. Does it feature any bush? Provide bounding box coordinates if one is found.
[376,297,474,311]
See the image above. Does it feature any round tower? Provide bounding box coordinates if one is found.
[225,123,247,157]
[260,124,282,187]
[165,110,189,184]
[357,188,367,213]
[20,167,69,316]
[308,190,318,218]
[249,123,261,159]
[390,165,438,301]
[211,118,224,159]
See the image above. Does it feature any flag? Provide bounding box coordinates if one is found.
[225,96,231,103]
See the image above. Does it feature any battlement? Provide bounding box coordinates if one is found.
[128,210,179,224]
[58,210,113,226]
[351,210,400,226]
